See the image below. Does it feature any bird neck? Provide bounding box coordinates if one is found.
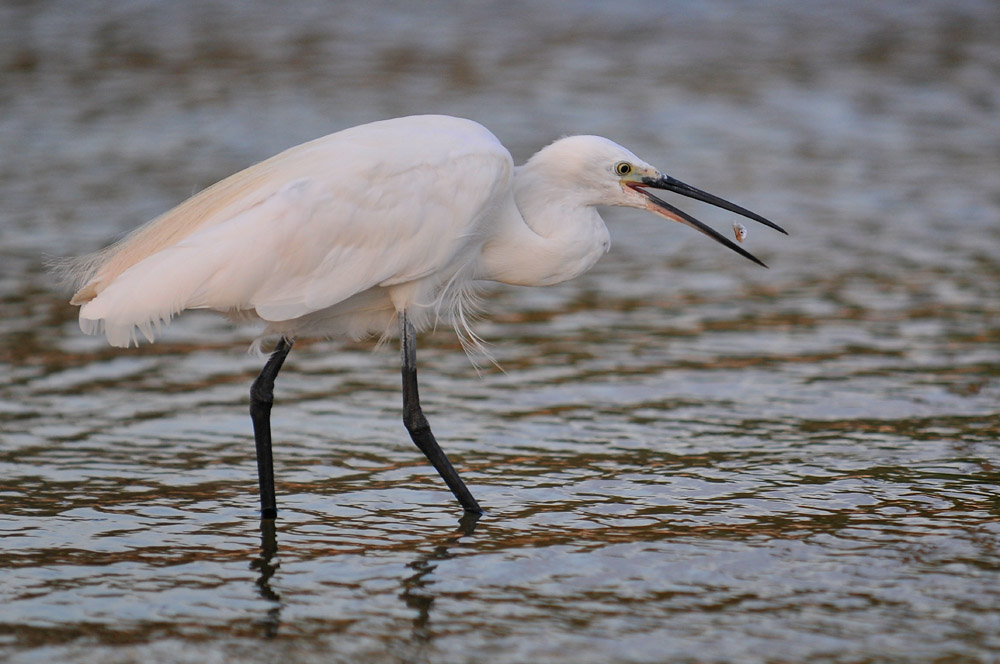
[476,176,611,287]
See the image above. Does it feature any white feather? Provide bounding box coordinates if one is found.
[65,114,720,355]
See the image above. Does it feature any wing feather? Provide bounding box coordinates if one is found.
[75,115,514,346]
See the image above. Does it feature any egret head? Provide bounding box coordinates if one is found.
[525,135,787,267]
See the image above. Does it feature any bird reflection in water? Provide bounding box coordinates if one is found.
[250,518,281,638]
[399,511,482,646]
[248,511,481,641]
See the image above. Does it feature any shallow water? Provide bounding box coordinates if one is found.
[2,1,1000,662]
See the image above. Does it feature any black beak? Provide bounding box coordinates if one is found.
[636,174,786,268]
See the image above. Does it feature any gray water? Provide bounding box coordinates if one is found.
[2,1,999,662]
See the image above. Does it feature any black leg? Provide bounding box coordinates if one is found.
[400,311,483,514]
[250,337,293,520]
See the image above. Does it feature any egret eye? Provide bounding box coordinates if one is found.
[615,162,632,176]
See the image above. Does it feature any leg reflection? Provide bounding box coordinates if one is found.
[399,511,481,642]
[250,518,282,638]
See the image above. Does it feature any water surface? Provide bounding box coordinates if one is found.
[2,1,999,662]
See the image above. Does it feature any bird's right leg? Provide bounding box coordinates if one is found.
[250,337,293,520]
[400,311,483,514]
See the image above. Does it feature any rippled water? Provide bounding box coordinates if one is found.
[2,1,999,662]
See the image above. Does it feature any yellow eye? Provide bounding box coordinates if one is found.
[615,162,632,176]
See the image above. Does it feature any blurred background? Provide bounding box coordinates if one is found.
[1,1,999,663]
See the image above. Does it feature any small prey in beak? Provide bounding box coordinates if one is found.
[733,223,748,243]
[627,174,786,268]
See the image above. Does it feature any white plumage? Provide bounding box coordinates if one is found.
[69,117,507,348]
[66,114,780,350]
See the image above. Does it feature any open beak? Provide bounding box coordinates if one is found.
[630,174,787,268]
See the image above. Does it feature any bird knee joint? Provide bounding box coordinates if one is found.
[250,382,274,407]
[403,408,430,435]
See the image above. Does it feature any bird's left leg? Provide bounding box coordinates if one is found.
[400,311,483,514]
[250,337,293,520]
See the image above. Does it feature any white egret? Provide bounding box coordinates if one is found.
[62,114,786,518]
